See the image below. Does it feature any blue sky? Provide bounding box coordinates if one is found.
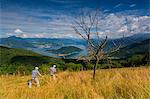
[0,0,150,38]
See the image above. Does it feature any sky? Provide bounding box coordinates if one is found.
[0,0,150,38]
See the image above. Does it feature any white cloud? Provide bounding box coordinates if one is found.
[1,8,150,39]
[14,29,24,33]
[129,4,136,7]
[98,13,150,38]
[114,3,123,8]
[103,9,110,13]
[14,31,80,38]
[118,26,128,33]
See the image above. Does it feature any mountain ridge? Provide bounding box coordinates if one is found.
[0,33,149,58]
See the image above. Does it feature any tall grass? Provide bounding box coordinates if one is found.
[0,67,150,99]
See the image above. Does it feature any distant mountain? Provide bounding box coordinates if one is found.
[0,36,35,49]
[106,33,150,49]
[126,33,150,41]
[25,38,86,47]
[110,39,150,59]
[0,33,149,58]
[1,33,149,49]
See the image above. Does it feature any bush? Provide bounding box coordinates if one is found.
[86,63,93,70]
[111,61,123,68]
[97,64,109,69]
[65,63,82,71]
[128,55,144,66]
[0,63,33,75]
[40,64,50,74]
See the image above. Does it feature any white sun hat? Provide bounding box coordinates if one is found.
[53,65,56,68]
[35,67,39,70]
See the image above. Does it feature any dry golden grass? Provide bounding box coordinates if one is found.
[0,67,150,99]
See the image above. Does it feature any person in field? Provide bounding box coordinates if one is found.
[28,67,42,88]
[49,64,57,80]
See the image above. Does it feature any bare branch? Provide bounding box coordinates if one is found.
[72,26,87,40]
[108,44,121,53]
[89,10,98,29]
[95,17,100,41]
[80,14,89,36]
[74,20,89,38]
[87,40,97,49]
[98,36,107,49]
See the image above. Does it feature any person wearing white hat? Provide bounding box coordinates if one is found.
[28,66,42,88]
[49,64,57,80]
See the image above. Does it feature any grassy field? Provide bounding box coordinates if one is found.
[0,67,150,99]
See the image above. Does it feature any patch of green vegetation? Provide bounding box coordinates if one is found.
[0,43,149,75]
[110,39,150,58]
[0,46,41,65]
[0,46,65,74]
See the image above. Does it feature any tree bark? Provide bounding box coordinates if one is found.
[93,57,99,79]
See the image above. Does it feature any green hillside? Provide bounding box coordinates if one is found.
[0,46,65,74]
[110,39,150,58]
[1,46,42,64]
[0,46,66,65]
[0,46,88,75]
[109,39,150,67]
[0,46,89,74]
[0,39,149,75]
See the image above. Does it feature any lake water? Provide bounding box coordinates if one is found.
[30,44,88,59]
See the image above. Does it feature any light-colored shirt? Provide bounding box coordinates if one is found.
[50,67,56,75]
[32,70,41,78]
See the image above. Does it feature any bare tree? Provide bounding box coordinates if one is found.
[72,9,122,79]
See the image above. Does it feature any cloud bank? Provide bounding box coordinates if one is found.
[0,0,150,38]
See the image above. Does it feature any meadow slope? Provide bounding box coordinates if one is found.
[0,67,150,99]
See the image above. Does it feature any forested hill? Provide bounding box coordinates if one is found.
[0,46,63,66]
[111,39,150,59]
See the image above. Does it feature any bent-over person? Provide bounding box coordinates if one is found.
[28,67,42,88]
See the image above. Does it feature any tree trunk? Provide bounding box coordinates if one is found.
[93,57,99,79]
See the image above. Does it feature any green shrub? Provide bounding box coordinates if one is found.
[40,64,50,74]
[65,63,82,71]
[86,63,93,70]
[128,55,144,66]
[111,61,123,68]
